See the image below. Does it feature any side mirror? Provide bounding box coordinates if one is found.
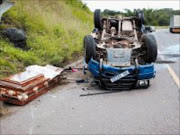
[0,0,14,22]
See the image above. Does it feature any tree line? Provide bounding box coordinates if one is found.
[102,8,180,26]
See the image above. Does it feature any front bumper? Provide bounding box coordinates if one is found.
[88,59,156,90]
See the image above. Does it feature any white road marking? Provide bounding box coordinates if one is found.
[167,64,180,88]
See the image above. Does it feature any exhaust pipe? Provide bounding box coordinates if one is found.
[0,0,14,22]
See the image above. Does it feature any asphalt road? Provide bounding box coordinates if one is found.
[0,29,180,135]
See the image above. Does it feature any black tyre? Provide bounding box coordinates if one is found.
[140,12,145,24]
[169,28,180,33]
[83,35,96,63]
[94,9,103,30]
[136,10,145,24]
[169,28,173,33]
[141,34,157,63]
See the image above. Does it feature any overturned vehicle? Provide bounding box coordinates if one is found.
[83,9,158,90]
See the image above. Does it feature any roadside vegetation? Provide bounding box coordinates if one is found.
[155,26,169,29]
[102,8,180,26]
[0,0,93,78]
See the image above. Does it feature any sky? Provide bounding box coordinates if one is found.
[82,0,180,12]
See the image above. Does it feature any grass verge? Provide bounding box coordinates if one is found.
[0,0,93,78]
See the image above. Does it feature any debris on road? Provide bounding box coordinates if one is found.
[76,79,89,83]
[64,66,85,73]
[0,65,65,105]
[80,90,121,97]
[72,69,78,72]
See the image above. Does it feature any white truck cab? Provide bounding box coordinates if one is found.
[170,15,180,33]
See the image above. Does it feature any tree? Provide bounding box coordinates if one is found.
[101,8,180,26]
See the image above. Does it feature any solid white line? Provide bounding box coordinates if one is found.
[167,64,180,88]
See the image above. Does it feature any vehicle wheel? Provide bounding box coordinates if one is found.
[136,10,145,29]
[83,35,96,63]
[140,12,145,24]
[141,34,158,63]
[136,10,145,24]
[169,28,174,33]
[94,9,103,30]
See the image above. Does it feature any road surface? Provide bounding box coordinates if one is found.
[0,29,179,134]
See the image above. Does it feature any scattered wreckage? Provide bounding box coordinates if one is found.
[0,4,158,106]
[84,9,158,90]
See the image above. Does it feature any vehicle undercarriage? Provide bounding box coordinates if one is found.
[84,9,158,90]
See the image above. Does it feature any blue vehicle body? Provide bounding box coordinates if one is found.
[88,58,156,80]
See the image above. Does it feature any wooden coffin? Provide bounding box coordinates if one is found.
[0,65,64,105]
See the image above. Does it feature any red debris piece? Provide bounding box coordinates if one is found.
[72,69,78,72]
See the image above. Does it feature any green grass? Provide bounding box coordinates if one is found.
[155,26,169,29]
[0,0,93,78]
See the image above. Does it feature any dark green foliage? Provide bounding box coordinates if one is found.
[66,0,91,13]
[103,9,123,16]
[102,8,180,26]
